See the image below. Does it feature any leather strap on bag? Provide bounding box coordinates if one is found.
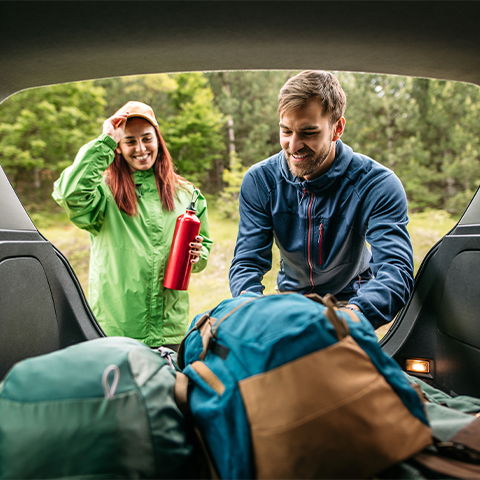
[413,416,480,478]
[178,298,259,366]
[178,311,216,369]
[413,452,480,479]
[304,292,351,340]
[304,292,361,322]
[182,293,355,365]
[211,297,259,339]
[450,415,480,454]
[191,362,226,396]
[201,297,259,360]
[199,317,215,361]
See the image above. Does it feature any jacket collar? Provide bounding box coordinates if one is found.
[132,168,155,185]
[280,140,354,194]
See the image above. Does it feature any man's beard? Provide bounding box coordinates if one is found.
[285,142,332,180]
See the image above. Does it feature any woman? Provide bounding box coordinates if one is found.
[53,101,212,351]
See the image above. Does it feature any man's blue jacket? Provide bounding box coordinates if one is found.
[229,140,414,329]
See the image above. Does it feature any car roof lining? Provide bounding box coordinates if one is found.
[1,1,480,104]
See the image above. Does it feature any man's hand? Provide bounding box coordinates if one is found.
[346,304,360,311]
[340,304,361,313]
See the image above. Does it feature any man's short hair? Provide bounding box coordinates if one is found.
[278,70,347,123]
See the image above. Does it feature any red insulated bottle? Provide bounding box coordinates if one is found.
[163,189,201,291]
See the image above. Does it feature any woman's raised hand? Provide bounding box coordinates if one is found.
[103,113,129,144]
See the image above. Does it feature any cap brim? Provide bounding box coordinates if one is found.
[126,114,160,137]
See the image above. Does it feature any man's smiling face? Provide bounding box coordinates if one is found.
[279,98,345,181]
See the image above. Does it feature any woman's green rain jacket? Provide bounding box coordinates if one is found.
[52,134,212,346]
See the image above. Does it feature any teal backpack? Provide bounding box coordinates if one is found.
[0,337,197,479]
[178,292,432,479]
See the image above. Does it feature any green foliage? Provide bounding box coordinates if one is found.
[0,82,106,209]
[340,73,419,170]
[159,73,226,186]
[338,73,480,216]
[218,151,249,220]
[206,71,292,170]
[97,74,177,118]
[0,82,105,180]
[2,70,480,218]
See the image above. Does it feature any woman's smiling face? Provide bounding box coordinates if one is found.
[116,117,159,172]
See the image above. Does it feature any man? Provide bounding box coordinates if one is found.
[229,70,414,329]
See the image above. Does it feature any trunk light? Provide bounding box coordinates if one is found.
[406,359,430,374]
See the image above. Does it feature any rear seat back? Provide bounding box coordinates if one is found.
[0,167,103,380]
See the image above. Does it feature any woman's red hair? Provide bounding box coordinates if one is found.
[105,129,184,216]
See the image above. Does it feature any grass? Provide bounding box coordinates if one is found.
[36,206,458,336]
[408,209,457,274]
[187,210,281,318]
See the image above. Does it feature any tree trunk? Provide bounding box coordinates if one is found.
[224,83,236,156]
[384,101,395,170]
[219,79,237,191]
[33,167,41,189]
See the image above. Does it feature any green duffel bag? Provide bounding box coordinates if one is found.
[0,337,198,479]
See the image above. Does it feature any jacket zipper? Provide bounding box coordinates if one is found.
[300,188,307,204]
[318,223,324,265]
[307,192,315,290]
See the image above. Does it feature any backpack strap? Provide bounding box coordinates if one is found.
[450,415,480,453]
[191,361,226,396]
[180,298,260,365]
[304,293,350,340]
[178,310,216,369]
[174,372,190,418]
[198,316,216,361]
[413,451,480,479]
[196,296,259,361]
[339,307,361,323]
[193,293,353,363]
[211,296,260,339]
[409,392,480,477]
[174,372,220,480]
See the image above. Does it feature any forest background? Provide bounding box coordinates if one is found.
[2,70,479,216]
[1,70,478,331]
